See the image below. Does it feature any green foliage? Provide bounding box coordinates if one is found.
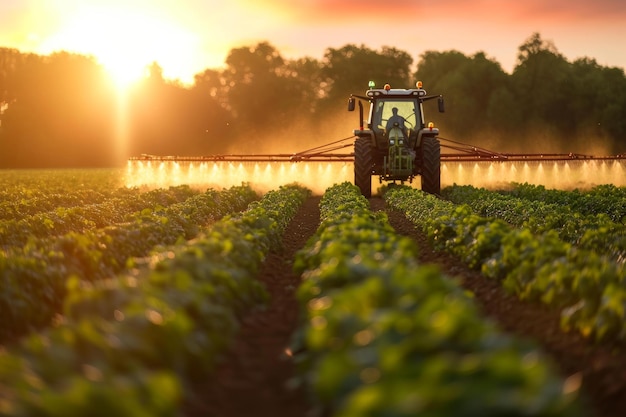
[415,51,512,133]
[0,179,260,342]
[0,182,310,415]
[387,185,626,343]
[501,182,626,223]
[292,182,582,416]
[321,44,413,106]
[442,183,626,263]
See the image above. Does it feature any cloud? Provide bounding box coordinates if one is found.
[237,0,457,23]
[235,0,626,25]
[517,0,626,20]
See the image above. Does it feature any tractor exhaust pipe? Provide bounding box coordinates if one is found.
[347,96,364,130]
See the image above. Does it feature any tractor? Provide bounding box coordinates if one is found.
[129,79,626,193]
[348,81,445,197]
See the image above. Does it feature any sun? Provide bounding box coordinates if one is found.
[98,44,152,90]
[97,42,157,90]
[39,6,198,89]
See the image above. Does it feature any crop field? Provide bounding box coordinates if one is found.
[1,168,625,417]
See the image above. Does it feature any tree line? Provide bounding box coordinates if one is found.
[1,32,625,168]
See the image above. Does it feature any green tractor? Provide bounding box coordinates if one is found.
[348,81,445,197]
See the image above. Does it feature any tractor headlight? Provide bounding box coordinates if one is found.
[389,138,395,145]
[399,138,404,145]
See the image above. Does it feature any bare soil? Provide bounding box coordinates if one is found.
[185,195,626,417]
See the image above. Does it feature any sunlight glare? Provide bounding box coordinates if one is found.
[39,6,198,89]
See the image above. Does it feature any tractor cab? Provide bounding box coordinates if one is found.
[370,98,420,149]
[347,81,445,197]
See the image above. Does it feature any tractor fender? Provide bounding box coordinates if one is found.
[353,129,376,147]
[416,127,440,148]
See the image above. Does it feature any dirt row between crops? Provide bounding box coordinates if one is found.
[185,195,626,417]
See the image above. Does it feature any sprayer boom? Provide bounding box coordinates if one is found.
[129,137,625,164]
[126,136,626,192]
[128,137,359,163]
[437,138,626,161]
[129,153,354,163]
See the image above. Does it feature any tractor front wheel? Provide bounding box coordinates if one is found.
[354,137,373,198]
[421,136,441,195]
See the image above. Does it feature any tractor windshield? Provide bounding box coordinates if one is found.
[372,99,420,132]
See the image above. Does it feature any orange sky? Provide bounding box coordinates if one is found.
[1,0,625,85]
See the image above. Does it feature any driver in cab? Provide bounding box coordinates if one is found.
[386,107,406,132]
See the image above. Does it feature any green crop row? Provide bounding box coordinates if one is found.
[291,182,582,417]
[0,169,125,199]
[0,185,202,250]
[0,185,259,342]
[500,182,626,223]
[0,169,128,220]
[386,186,626,342]
[0,189,110,221]
[0,183,310,417]
[442,184,626,263]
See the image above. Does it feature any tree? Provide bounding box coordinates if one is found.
[567,59,626,152]
[319,44,413,114]
[0,48,22,106]
[415,51,511,140]
[0,51,116,168]
[413,50,468,93]
[128,61,232,156]
[221,42,286,136]
[511,33,574,145]
[282,57,324,116]
[2,35,626,168]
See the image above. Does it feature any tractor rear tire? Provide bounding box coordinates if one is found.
[421,136,441,195]
[354,137,373,198]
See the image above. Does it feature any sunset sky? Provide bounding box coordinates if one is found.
[1,0,625,86]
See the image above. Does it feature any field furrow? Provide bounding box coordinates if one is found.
[291,182,582,416]
[2,168,626,417]
[0,184,310,416]
[0,185,259,342]
[386,185,626,343]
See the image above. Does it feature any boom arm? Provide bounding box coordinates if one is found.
[129,136,626,164]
